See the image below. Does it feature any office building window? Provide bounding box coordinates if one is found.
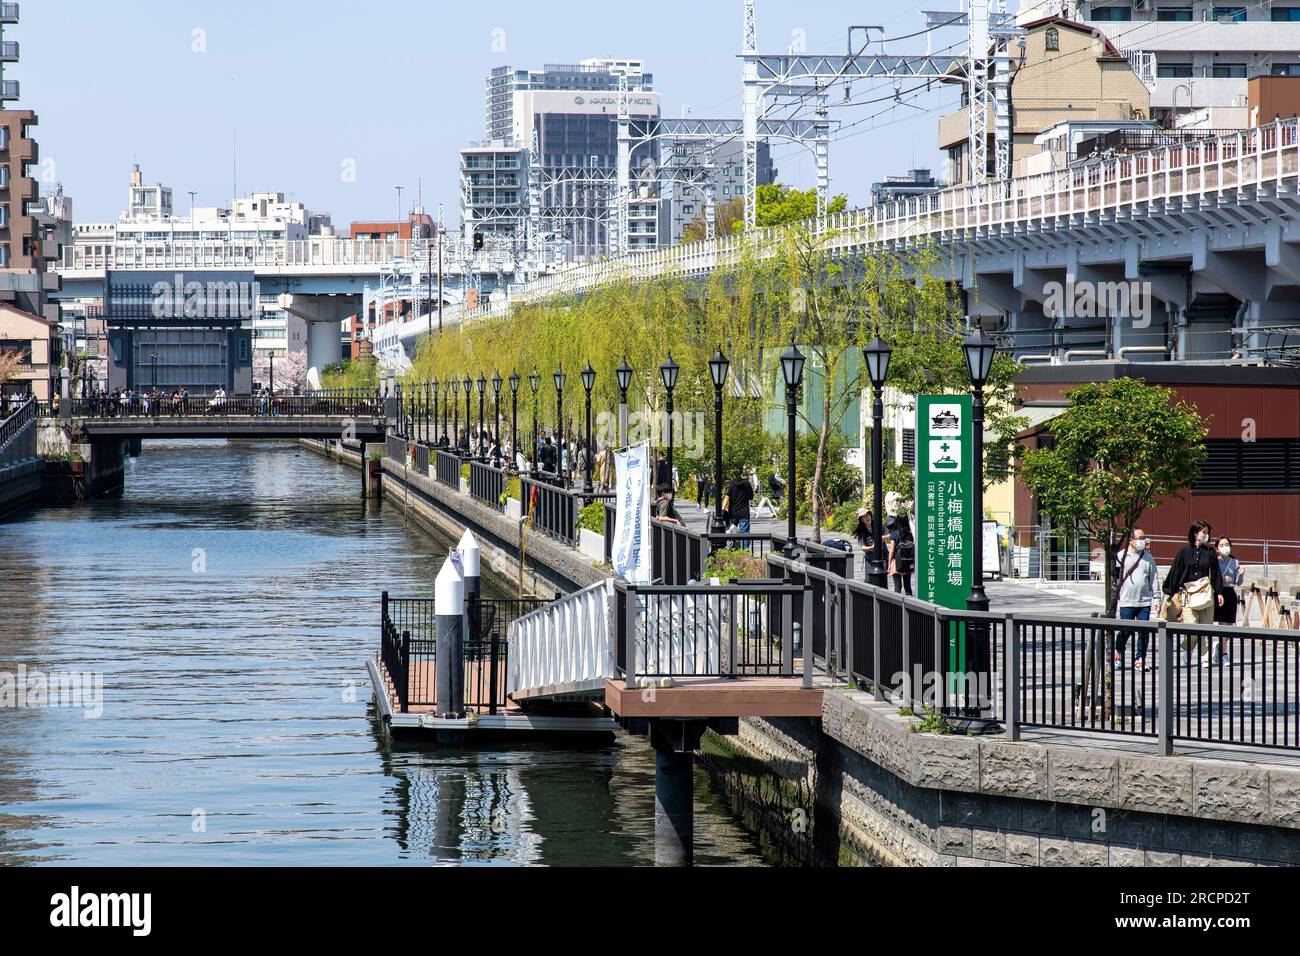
[1274,6,1300,19]
[1045,27,1059,51]
[1091,6,1132,20]
[1157,62,1194,78]
[1157,6,1193,20]
[1212,6,1247,21]
[1273,63,1300,76]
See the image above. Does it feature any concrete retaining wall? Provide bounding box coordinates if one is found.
[714,692,1300,867]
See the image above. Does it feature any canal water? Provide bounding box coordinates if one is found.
[0,440,769,865]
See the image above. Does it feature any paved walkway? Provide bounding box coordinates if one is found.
[675,500,1100,616]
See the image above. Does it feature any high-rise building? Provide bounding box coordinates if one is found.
[870,168,945,206]
[471,59,661,259]
[657,136,775,246]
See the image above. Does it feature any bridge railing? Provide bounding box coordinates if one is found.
[67,390,382,420]
[407,119,1300,319]
[614,578,814,687]
[508,579,617,700]
[0,395,36,467]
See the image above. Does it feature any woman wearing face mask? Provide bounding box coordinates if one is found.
[1213,535,1244,663]
[1162,520,1223,664]
[1115,529,1160,670]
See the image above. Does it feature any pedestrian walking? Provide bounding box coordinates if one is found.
[1162,520,1223,664]
[1213,535,1244,663]
[723,471,754,534]
[851,507,877,582]
[1114,529,1161,669]
[887,515,915,596]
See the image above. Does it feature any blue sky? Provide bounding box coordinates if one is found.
[18,0,968,225]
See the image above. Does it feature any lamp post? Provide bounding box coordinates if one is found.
[660,353,679,496]
[452,377,460,449]
[529,370,540,472]
[963,323,996,613]
[553,366,565,482]
[432,378,440,443]
[863,335,893,588]
[150,350,158,390]
[424,381,431,443]
[476,373,487,457]
[508,371,519,464]
[462,374,472,450]
[708,346,730,535]
[581,362,596,492]
[442,382,450,445]
[492,372,503,457]
[615,358,633,447]
[268,352,275,395]
[780,341,806,556]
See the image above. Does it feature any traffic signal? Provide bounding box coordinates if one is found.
[472,232,484,251]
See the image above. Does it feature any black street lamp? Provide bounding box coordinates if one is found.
[963,322,997,613]
[432,377,440,443]
[424,381,431,443]
[708,346,730,535]
[452,377,461,448]
[615,358,633,447]
[660,353,679,496]
[492,371,503,457]
[780,341,806,556]
[508,371,520,464]
[529,369,541,472]
[150,350,158,390]
[863,335,893,588]
[476,373,487,457]
[553,366,565,481]
[442,382,450,445]
[462,374,472,449]
[581,361,596,492]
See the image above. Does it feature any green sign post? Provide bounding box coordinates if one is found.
[915,394,977,709]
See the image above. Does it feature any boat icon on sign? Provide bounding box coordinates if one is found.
[929,439,961,471]
[931,408,960,432]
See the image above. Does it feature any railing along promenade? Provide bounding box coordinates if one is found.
[0,395,36,467]
[378,417,1300,755]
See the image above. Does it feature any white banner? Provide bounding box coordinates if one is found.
[612,441,652,584]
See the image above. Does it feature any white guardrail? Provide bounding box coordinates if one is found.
[507,579,616,701]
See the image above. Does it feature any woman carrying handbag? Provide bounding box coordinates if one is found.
[1161,520,1223,665]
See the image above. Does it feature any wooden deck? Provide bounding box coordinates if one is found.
[603,677,823,719]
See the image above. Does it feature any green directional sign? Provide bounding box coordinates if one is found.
[916,394,976,705]
[916,394,974,610]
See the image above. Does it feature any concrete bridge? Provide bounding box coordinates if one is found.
[67,393,385,443]
[391,120,1300,367]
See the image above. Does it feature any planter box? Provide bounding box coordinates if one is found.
[460,478,469,494]
[505,497,522,519]
[578,527,605,561]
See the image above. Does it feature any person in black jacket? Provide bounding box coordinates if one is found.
[1162,520,1223,663]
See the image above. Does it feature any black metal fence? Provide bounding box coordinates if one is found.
[613,578,813,685]
[469,459,507,510]
[435,449,462,488]
[380,591,551,715]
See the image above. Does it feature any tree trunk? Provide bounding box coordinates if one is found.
[810,392,832,544]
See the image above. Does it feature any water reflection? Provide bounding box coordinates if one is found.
[0,440,768,866]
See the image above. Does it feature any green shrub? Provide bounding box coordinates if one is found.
[461,462,470,482]
[829,500,864,534]
[704,547,768,581]
[505,476,520,500]
[575,500,605,534]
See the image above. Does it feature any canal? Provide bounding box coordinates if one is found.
[0,440,769,865]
